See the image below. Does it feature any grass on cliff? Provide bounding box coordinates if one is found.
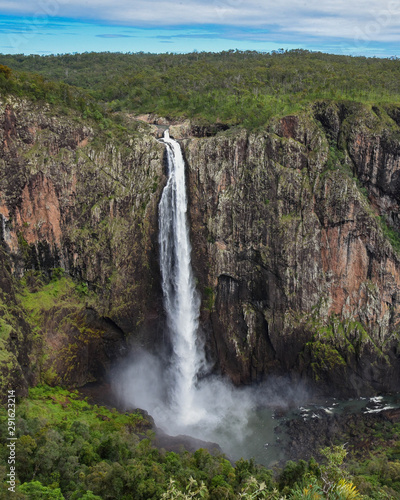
[0,253,30,390]
[16,271,99,386]
[379,216,400,253]
[17,271,92,335]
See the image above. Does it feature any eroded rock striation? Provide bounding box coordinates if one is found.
[0,96,165,394]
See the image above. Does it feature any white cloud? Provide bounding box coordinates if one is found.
[0,0,400,43]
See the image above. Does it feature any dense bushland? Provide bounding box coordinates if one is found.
[1,50,400,498]
[1,387,400,499]
[2,50,400,128]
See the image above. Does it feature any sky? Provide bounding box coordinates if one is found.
[0,0,399,57]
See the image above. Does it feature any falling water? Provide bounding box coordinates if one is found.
[159,130,205,425]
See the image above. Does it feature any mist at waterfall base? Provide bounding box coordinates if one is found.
[113,350,309,464]
[107,131,400,466]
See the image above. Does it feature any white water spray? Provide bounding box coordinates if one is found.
[159,130,205,425]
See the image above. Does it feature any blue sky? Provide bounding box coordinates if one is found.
[0,0,399,57]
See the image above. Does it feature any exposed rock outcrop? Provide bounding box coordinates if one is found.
[0,245,32,399]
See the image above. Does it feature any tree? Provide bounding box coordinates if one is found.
[19,481,65,499]
[161,477,209,499]
[0,65,12,79]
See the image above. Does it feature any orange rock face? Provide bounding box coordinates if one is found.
[0,98,164,393]
[1,97,400,397]
[15,173,62,247]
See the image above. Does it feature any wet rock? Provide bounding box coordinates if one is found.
[277,405,400,462]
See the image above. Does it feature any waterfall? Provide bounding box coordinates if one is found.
[159,130,205,425]
[115,129,255,451]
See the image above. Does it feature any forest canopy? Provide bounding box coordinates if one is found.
[1,50,400,128]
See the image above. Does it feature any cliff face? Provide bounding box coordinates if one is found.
[0,96,165,394]
[1,95,399,397]
[0,246,32,398]
[183,103,400,396]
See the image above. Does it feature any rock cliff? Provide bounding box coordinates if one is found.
[183,103,400,396]
[0,95,399,397]
[0,96,165,395]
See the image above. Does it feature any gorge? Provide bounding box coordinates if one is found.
[1,97,400,402]
[112,123,400,467]
[2,51,400,498]
[115,129,263,459]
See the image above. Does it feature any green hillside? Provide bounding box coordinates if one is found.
[2,50,400,128]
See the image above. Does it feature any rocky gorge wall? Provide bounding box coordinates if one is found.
[180,102,400,396]
[0,96,166,395]
[1,95,400,398]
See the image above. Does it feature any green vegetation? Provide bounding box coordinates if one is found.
[325,146,348,173]
[16,271,99,386]
[18,271,91,333]
[307,340,346,379]
[2,50,400,128]
[0,61,146,144]
[379,215,400,253]
[301,312,390,382]
[2,387,400,499]
[203,287,215,312]
[0,250,29,393]
[0,63,103,119]
[0,386,272,499]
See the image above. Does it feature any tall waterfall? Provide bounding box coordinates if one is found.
[115,129,256,457]
[159,130,205,425]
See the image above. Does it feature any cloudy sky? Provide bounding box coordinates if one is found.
[0,0,399,56]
